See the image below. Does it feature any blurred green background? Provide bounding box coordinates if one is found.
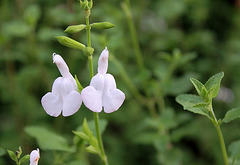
[1,0,240,164]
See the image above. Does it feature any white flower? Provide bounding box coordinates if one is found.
[81,47,125,113]
[30,148,40,165]
[41,53,82,117]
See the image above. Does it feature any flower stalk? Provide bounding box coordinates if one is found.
[84,6,109,165]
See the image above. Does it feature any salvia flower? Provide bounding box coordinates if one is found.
[81,47,125,113]
[30,148,40,165]
[41,53,82,117]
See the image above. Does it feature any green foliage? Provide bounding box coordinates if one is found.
[25,126,74,152]
[7,150,17,162]
[0,148,6,157]
[176,94,209,117]
[223,108,240,123]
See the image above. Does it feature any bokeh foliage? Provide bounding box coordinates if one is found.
[1,0,240,164]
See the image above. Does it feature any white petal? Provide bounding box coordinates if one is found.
[41,92,62,117]
[81,86,103,112]
[61,78,76,95]
[97,47,109,74]
[102,74,125,113]
[62,91,82,116]
[52,77,63,94]
[30,148,40,165]
[81,74,104,112]
[53,53,72,78]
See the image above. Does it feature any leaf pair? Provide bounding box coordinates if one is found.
[7,146,30,165]
[176,72,224,117]
[73,119,102,157]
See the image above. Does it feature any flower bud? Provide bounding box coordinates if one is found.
[91,22,115,29]
[56,36,86,50]
[80,0,93,10]
[64,24,86,33]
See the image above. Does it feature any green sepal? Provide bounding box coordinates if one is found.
[56,36,86,50]
[91,22,115,29]
[75,75,83,92]
[19,154,30,163]
[83,47,94,56]
[85,145,99,154]
[7,150,18,162]
[64,24,86,34]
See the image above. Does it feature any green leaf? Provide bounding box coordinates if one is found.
[223,107,240,123]
[25,126,74,152]
[0,147,6,156]
[76,119,108,136]
[20,154,30,163]
[56,36,86,50]
[229,140,240,159]
[85,145,99,154]
[204,72,224,99]
[7,150,17,162]
[176,94,209,116]
[64,24,86,33]
[82,118,92,137]
[73,131,89,142]
[190,78,209,101]
[91,22,115,29]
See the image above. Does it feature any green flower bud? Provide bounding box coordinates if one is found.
[15,146,22,159]
[80,0,93,10]
[64,24,86,33]
[56,36,86,50]
[83,47,94,56]
[91,22,115,29]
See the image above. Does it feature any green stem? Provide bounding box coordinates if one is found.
[85,11,109,165]
[122,1,144,70]
[94,112,108,165]
[209,105,229,165]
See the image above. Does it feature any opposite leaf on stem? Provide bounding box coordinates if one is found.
[41,53,82,117]
[81,47,125,113]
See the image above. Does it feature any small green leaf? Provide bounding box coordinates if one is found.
[91,22,115,29]
[73,131,89,142]
[75,75,83,92]
[190,78,204,95]
[20,154,30,163]
[82,118,92,137]
[204,72,224,99]
[223,107,240,123]
[176,94,209,116]
[7,150,17,162]
[56,36,86,50]
[64,24,86,33]
[85,145,99,154]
